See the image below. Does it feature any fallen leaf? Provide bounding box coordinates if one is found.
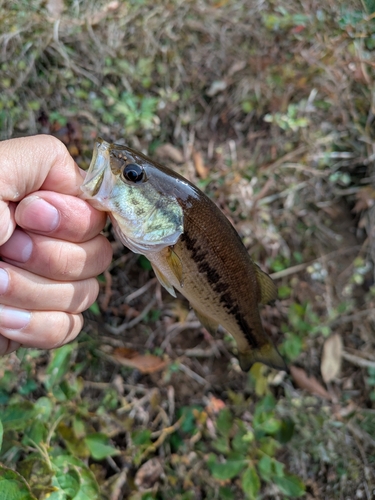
[193,151,209,179]
[46,0,64,19]
[352,186,375,213]
[113,348,167,374]
[321,333,343,383]
[206,79,227,96]
[155,143,184,163]
[290,365,331,400]
[135,458,164,491]
[205,395,226,415]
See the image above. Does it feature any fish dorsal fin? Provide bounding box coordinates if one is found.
[193,309,219,336]
[152,264,177,298]
[238,344,287,372]
[166,247,184,288]
[254,264,278,305]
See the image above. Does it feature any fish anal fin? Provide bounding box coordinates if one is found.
[255,264,278,305]
[238,344,287,372]
[194,309,219,336]
[166,247,184,288]
[152,264,176,297]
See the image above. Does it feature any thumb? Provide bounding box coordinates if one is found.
[0,135,84,246]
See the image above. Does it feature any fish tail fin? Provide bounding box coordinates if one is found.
[238,344,287,372]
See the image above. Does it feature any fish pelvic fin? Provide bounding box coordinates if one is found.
[238,344,287,372]
[194,309,219,336]
[166,247,184,288]
[255,264,278,305]
[152,264,177,297]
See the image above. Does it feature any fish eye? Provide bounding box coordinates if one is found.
[122,163,144,183]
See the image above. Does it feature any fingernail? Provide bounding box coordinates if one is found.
[0,269,9,295]
[18,196,60,232]
[0,229,33,263]
[0,306,31,330]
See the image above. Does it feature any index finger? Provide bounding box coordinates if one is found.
[0,135,83,245]
[15,191,108,243]
[0,135,83,200]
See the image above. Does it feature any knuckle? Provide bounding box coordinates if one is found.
[69,279,99,314]
[48,242,80,279]
[49,313,83,348]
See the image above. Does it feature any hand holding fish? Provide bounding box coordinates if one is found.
[0,135,112,355]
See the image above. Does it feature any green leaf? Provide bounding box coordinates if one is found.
[241,466,260,499]
[0,419,3,452]
[209,459,246,480]
[132,429,152,446]
[34,397,53,422]
[44,344,75,392]
[274,473,306,497]
[0,465,37,499]
[51,455,100,499]
[212,435,230,454]
[85,433,120,461]
[216,408,234,437]
[89,301,101,316]
[363,0,375,14]
[275,418,295,444]
[138,254,153,271]
[0,402,36,431]
[218,486,235,499]
[258,455,272,481]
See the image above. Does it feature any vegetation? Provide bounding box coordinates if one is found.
[0,0,374,498]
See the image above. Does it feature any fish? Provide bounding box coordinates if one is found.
[81,138,286,372]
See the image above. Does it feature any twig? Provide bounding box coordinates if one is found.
[138,417,184,463]
[106,298,157,334]
[330,309,375,328]
[178,363,207,386]
[109,469,128,500]
[124,278,157,303]
[262,145,307,172]
[269,245,360,280]
[175,345,221,358]
[160,321,201,349]
[342,351,375,369]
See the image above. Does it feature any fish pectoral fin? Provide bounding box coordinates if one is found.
[255,264,278,305]
[166,247,184,288]
[152,264,177,298]
[238,344,287,372]
[193,309,219,336]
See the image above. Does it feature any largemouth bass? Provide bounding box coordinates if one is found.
[81,138,286,372]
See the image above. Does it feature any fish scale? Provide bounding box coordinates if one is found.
[81,138,286,372]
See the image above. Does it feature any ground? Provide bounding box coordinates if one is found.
[0,0,374,499]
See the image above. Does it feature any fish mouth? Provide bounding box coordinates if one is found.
[80,138,115,207]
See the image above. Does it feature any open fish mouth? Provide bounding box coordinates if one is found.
[80,138,115,206]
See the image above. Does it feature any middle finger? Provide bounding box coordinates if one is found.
[0,228,112,281]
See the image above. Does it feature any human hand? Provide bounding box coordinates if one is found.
[0,135,113,355]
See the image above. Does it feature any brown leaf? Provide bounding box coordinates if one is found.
[46,0,64,19]
[290,365,331,400]
[193,151,209,179]
[321,334,343,383]
[113,347,167,374]
[352,186,375,213]
[135,458,164,491]
[155,143,184,163]
[205,395,226,415]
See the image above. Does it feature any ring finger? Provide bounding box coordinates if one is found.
[0,263,99,313]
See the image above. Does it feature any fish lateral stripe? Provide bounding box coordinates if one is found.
[181,230,260,351]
